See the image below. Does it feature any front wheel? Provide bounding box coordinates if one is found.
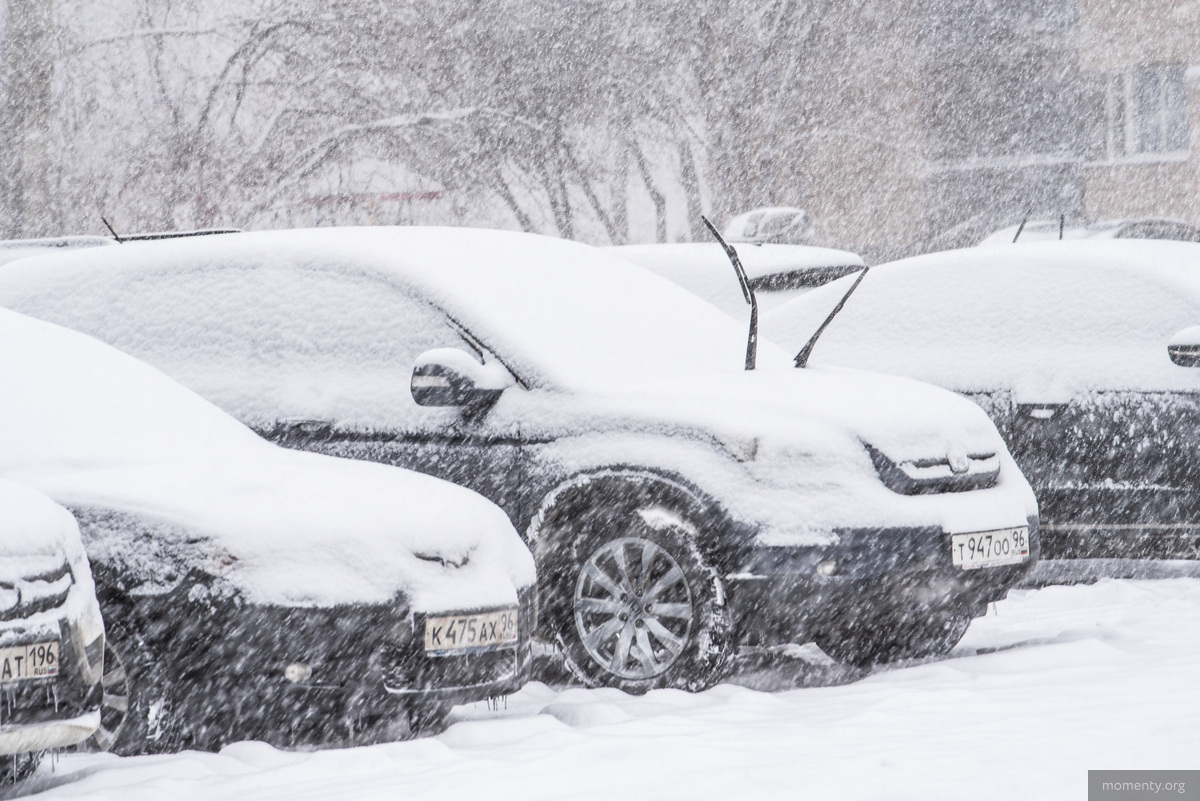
[547,505,733,693]
[87,620,173,755]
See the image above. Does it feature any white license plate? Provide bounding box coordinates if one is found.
[0,641,59,684]
[424,609,519,654]
[951,527,1031,569]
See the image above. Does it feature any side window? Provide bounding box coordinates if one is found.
[12,260,468,429]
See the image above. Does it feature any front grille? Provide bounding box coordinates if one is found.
[0,554,74,622]
[868,445,999,495]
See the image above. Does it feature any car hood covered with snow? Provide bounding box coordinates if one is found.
[0,309,534,611]
[492,365,1035,547]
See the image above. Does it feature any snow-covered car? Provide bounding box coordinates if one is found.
[0,235,113,267]
[723,207,812,245]
[611,242,865,317]
[0,308,536,754]
[0,227,1038,685]
[762,240,1200,563]
[0,480,104,783]
[978,217,1200,246]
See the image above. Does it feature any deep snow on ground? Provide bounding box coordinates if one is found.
[17,576,1200,801]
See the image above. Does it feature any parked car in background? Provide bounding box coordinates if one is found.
[0,308,536,755]
[0,230,240,268]
[979,217,1200,246]
[0,227,1039,680]
[723,207,812,245]
[0,236,113,267]
[763,240,1200,565]
[0,480,104,783]
[611,242,865,317]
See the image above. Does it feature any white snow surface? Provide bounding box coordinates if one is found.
[19,575,1200,800]
[0,309,534,611]
[611,242,864,317]
[763,240,1200,401]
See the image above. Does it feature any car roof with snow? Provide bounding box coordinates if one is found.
[761,239,1200,399]
[978,218,1200,246]
[611,242,865,318]
[0,227,790,392]
[0,307,533,610]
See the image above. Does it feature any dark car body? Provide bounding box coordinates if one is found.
[764,239,1200,563]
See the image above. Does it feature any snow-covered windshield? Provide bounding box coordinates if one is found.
[351,227,790,389]
[1,227,787,394]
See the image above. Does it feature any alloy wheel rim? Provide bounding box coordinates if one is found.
[574,536,694,680]
[93,641,129,752]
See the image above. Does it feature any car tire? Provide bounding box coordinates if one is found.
[816,609,972,668]
[544,501,733,693]
[87,618,174,756]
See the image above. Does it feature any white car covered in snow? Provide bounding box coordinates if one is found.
[611,242,865,317]
[0,227,1038,689]
[0,480,104,782]
[0,308,535,754]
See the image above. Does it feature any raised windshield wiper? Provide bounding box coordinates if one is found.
[793,266,870,368]
[700,215,757,370]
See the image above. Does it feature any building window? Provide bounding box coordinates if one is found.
[1105,65,1189,159]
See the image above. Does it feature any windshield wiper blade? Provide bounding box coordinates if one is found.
[700,215,757,370]
[794,266,869,368]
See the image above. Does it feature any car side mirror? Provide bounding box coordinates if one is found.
[1168,327,1200,367]
[410,348,514,408]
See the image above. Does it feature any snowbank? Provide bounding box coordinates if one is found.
[22,576,1200,801]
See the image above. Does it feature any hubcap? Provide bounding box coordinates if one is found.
[574,537,694,680]
[93,641,129,752]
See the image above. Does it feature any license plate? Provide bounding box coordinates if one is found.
[951,527,1031,569]
[424,609,519,654]
[0,641,59,684]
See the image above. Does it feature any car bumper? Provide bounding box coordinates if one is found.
[0,710,99,754]
[161,586,536,748]
[725,516,1040,644]
[0,618,104,755]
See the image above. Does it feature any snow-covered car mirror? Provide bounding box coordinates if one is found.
[1168,326,1200,367]
[410,347,514,408]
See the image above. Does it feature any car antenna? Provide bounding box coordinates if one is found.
[793,265,870,368]
[1012,208,1032,243]
[100,215,124,244]
[700,215,757,370]
[1059,213,1065,240]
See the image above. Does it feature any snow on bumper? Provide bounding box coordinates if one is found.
[0,709,99,754]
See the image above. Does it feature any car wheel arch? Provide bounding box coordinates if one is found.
[525,467,736,568]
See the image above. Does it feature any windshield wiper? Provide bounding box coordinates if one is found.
[700,215,757,370]
[793,266,869,368]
